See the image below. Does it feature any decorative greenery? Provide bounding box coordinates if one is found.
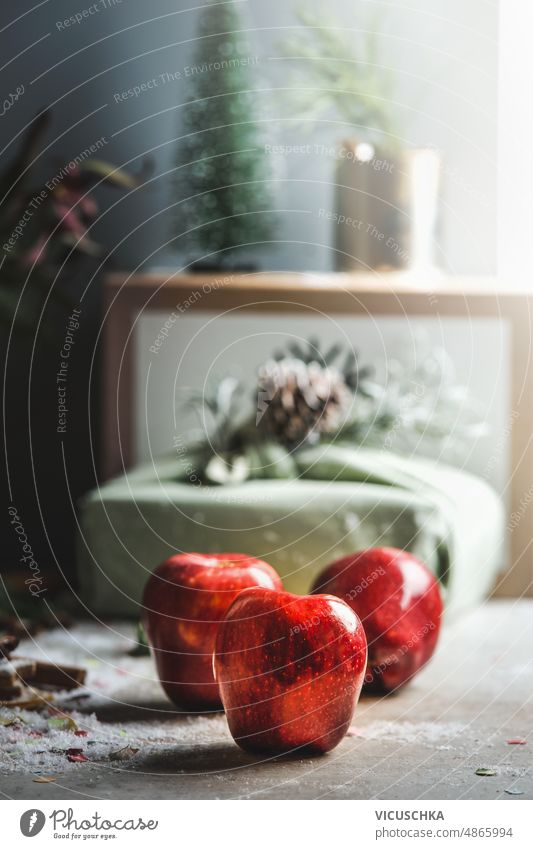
[270,337,373,391]
[278,4,398,148]
[129,622,151,657]
[335,345,488,455]
[255,340,374,448]
[173,1,276,264]
[0,111,151,336]
[184,337,486,485]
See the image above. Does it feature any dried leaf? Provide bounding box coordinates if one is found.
[0,713,24,727]
[4,689,55,710]
[506,739,527,745]
[33,776,57,783]
[66,747,87,763]
[0,635,19,658]
[475,768,497,776]
[109,746,139,762]
[48,716,78,732]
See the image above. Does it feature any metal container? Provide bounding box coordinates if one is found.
[333,141,441,273]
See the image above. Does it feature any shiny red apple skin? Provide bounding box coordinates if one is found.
[142,553,283,711]
[214,588,367,756]
[311,548,443,693]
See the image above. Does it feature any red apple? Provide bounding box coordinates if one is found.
[311,547,443,693]
[214,588,367,755]
[142,553,283,710]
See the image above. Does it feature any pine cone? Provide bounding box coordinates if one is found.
[257,357,351,447]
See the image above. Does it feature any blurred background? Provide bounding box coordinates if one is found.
[0,0,524,621]
[0,0,498,273]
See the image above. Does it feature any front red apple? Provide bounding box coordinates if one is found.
[142,553,283,711]
[311,547,443,693]
[214,588,367,756]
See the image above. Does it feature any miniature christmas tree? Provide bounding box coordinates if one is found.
[173,2,276,267]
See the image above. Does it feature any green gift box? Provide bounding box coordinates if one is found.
[78,443,503,617]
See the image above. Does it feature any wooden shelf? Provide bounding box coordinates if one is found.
[104,271,533,319]
[106,269,533,297]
